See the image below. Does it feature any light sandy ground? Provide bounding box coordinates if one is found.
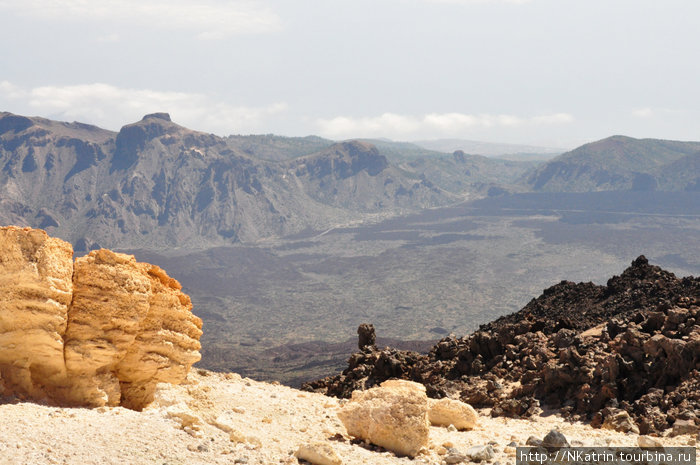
[1,370,698,465]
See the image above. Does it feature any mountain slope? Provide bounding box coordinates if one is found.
[526,135,700,192]
[0,112,458,250]
[289,140,453,210]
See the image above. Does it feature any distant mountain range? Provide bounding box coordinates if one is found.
[411,138,565,159]
[526,135,700,192]
[1,111,699,251]
[0,112,533,250]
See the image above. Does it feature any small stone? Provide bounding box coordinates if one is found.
[602,410,640,434]
[295,441,342,465]
[447,424,458,432]
[466,445,495,462]
[443,441,455,448]
[234,458,249,464]
[671,419,699,437]
[196,443,209,452]
[526,436,542,446]
[437,446,448,455]
[445,452,468,464]
[637,436,663,448]
[542,430,569,448]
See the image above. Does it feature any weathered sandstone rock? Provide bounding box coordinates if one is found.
[428,397,478,430]
[63,249,152,406]
[337,379,429,457]
[0,226,202,409]
[116,263,202,409]
[0,226,73,400]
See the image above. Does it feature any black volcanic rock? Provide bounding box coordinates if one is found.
[303,256,700,434]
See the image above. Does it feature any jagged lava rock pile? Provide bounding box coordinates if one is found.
[0,226,202,409]
[304,256,700,435]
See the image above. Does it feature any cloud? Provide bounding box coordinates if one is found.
[316,111,574,139]
[0,81,288,135]
[0,0,281,38]
[531,113,575,125]
[632,107,654,118]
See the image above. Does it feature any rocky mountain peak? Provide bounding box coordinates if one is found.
[142,112,172,122]
[0,112,35,135]
[336,139,378,154]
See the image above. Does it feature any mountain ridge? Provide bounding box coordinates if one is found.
[0,111,470,250]
[527,135,700,192]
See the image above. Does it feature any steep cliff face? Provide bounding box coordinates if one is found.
[0,226,202,409]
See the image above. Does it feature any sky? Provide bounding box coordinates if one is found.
[1,0,699,149]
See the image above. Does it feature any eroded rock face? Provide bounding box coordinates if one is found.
[337,379,429,457]
[0,226,202,409]
[0,226,74,401]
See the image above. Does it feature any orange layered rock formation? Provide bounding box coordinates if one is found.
[0,226,202,409]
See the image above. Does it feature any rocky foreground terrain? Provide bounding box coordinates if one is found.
[305,256,700,436]
[2,228,700,464]
[2,369,699,465]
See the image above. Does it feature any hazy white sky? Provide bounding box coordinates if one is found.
[1,0,698,148]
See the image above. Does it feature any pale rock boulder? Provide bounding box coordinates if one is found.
[295,442,343,465]
[0,226,73,400]
[337,379,429,457]
[428,397,479,430]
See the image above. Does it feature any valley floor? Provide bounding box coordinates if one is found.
[1,370,697,465]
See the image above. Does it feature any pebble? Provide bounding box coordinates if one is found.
[445,452,468,464]
[466,445,495,462]
[671,419,699,437]
[637,436,663,448]
[542,430,569,448]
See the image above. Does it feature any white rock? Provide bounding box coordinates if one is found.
[428,397,478,430]
[337,379,429,457]
[637,435,663,448]
[295,442,342,465]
